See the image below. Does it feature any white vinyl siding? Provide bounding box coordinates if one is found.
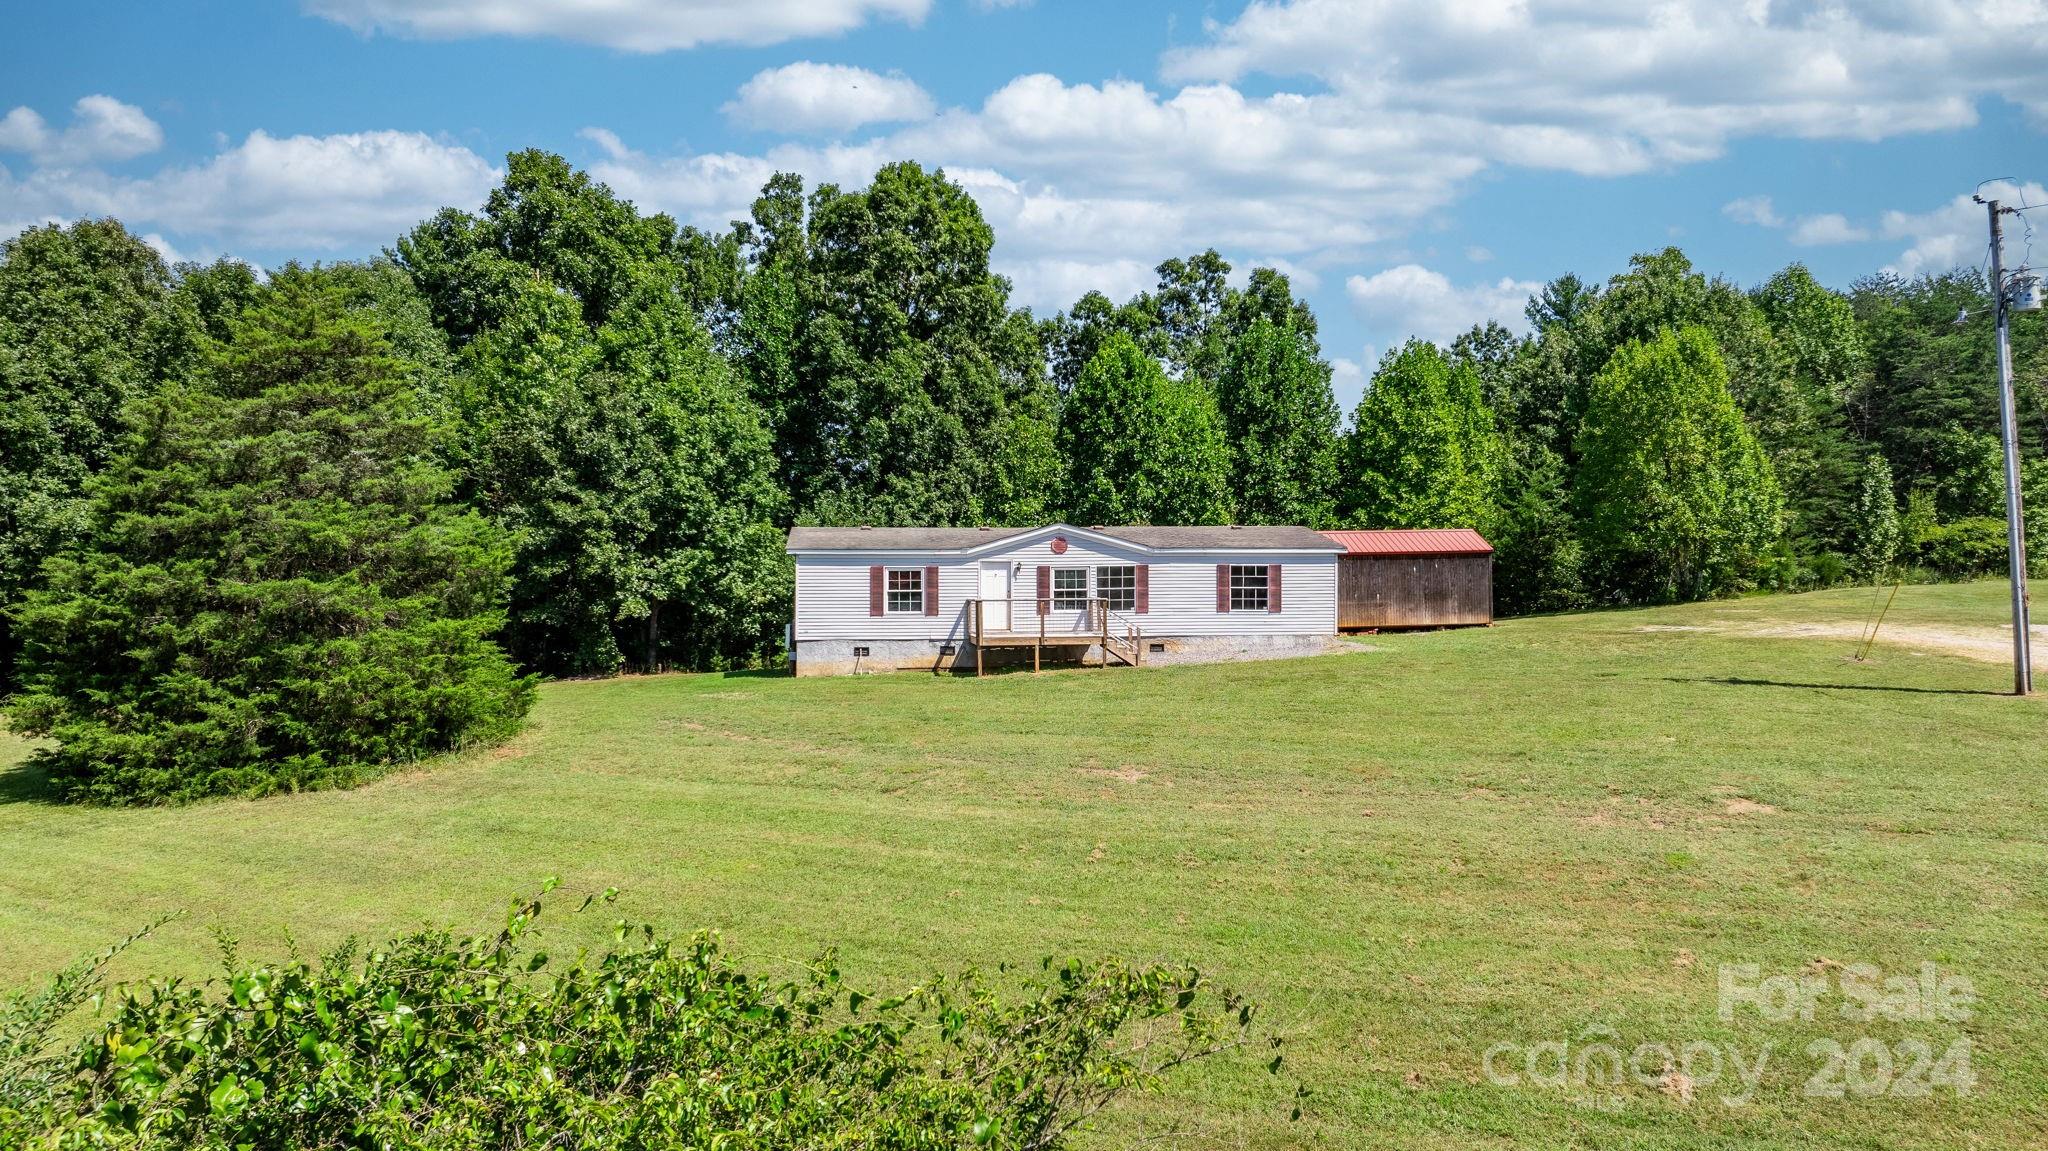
[792,527,1337,642]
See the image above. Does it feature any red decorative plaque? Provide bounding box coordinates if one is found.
[1050,536,1068,555]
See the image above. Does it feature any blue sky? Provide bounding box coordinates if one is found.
[4,0,2044,412]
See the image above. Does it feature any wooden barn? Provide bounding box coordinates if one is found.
[1320,529,1494,631]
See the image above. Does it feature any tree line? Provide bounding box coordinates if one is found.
[1,151,2042,800]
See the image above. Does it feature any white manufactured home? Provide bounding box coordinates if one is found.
[785,523,1344,675]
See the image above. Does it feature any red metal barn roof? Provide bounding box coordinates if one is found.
[1320,529,1494,556]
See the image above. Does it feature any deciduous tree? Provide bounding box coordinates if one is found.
[1058,333,1232,525]
[1215,314,1340,525]
[1341,341,1505,532]
[460,279,787,676]
[1574,327,1782,602]
[728,163,1058,527]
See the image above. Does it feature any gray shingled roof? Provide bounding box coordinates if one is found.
[786,524,1341,553]
[786,526,1037,550]
[1097,525,1340,550]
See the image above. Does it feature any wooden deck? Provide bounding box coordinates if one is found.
[967,598,1142,674]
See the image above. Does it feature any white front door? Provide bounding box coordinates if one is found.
[979,562,1013,631]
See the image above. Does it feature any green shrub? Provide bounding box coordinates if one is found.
[4,271,533,804]
[0,886,1282,1149]
[1910,517,2009,578]
[1806,551,1850,588]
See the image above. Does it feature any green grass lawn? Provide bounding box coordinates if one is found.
[4,582,2045,1148]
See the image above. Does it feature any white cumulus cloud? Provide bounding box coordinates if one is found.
[18,2,2048,309]
[0,126,498,253]
[1164,0,2048,175]
[1725,196,1874,249]
[1789,213,1871,246]
[1344,265,1541,346]
[725,63,935,134]
[1880,181,2048,279]
[305,0,930,52]
[0,96,162,168]
[1722,196,1782,228]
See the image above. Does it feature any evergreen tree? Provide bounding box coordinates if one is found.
[1058,333,1231,525]
[6,273,532,803]
[1574,327,1783,602]
[1752,265,1866,561]
[0,220,175,687]
[1848,271,2045,494]
[1491,442,1586,615]
[1341,341,1505,531]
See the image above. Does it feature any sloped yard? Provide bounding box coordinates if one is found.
[3,581,2044,1148]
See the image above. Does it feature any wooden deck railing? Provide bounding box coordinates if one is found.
[966,597,1142,675]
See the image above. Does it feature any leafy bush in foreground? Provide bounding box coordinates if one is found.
[0,886,1282,1149]
[5,270,533,804]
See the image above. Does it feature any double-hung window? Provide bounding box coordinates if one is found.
[1096,565,1136,612]
[1229,565,1270,612]
[885,568,924,614]
[1051,568,1090,610]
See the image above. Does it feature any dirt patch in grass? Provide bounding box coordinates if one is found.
[1723,797,1777,816]
[1080,764,1153,783]
[1648,615,2045,664]
[1741,619,2044,663]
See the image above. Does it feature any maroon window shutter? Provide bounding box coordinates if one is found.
[1216,564,1230,613]
[1269,563,1283,613]
[1135,564,1150,614]
[869,565,884,617]
[1036,565,1051,615]
[923,565,940,616]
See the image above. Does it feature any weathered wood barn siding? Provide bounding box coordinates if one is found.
[1321,530,1494,631]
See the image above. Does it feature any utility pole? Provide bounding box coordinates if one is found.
[1981,196,2034,695]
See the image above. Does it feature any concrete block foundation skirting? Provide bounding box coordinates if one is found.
[791,634,1344,676]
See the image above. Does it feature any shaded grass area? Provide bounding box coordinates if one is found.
[2,582,2044,1147]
